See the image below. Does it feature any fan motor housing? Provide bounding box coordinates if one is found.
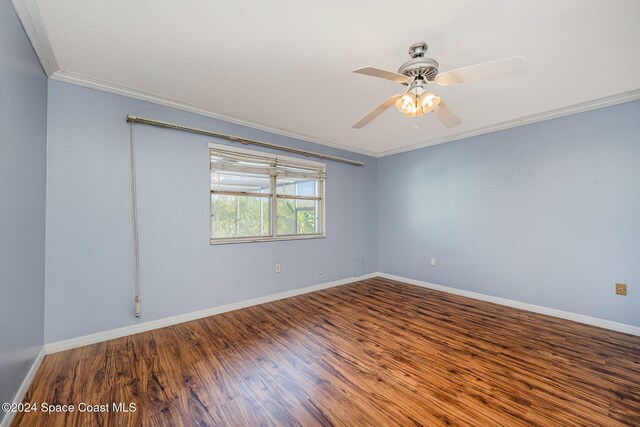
[398,57,439,81]
[399,42,439,81]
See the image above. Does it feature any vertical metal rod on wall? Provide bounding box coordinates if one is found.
[129,123,142,318]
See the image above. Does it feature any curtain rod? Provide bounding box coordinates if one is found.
[126,115,364,167]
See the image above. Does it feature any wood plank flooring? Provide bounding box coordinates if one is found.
[12,277,640,426]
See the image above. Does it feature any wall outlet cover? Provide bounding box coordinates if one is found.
[615,283,627,296]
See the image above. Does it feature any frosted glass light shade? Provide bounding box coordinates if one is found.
[395,92,416,115]
[418,91,441,113]
[395,88,441,117]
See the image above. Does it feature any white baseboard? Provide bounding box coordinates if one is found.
[376,272,640,336]
[43,271,639,356]
[45,273,377,354]
[0,346,45,427]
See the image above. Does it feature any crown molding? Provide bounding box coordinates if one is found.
[49,69,640,159]
[376,89,640,157]
[49,70,379,158]
[12,0,376,158]
[11,0,58,76]
[12,0,640,159]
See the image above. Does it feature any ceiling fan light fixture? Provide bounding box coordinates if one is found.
[352,42,525,128]
[406,106,425,117]
[418,91,441,113]
[394,87,441,117]
[395,92,423,117]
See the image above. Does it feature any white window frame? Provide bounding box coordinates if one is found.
[209,143,326,244]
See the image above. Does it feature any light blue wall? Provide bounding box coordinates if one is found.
[0,0,48,417]
[378,101,640,326]
[42,72,640,342]
[44,81,377,343]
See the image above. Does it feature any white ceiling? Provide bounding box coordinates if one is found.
[19,0,640,156]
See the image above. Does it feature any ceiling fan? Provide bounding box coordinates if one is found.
[352,42,526,129]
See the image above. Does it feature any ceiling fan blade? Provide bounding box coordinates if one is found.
[352,92,405,129]
[436,101,462,128]
[353,67,411,84]
[435,56,526,86]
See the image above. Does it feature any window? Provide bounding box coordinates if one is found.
[210,143,325,244]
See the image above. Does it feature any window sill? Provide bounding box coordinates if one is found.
[210,234,325,245]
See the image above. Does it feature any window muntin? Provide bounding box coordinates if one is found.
[210,144,325,244]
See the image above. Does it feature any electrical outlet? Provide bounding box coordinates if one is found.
[615,283,627,296]
[275,263,281,273]
[431,258,436,266]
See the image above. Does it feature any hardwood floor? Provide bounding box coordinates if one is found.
[13,277,640,426]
